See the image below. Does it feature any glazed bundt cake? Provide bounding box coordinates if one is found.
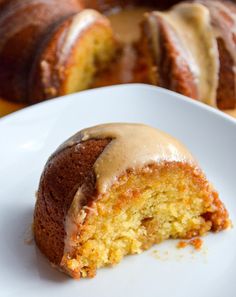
[1,0,236,114]
[34,123,230,279]
[141,0,236,109]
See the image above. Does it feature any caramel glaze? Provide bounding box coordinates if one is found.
[82,123,197,193]
[57,123,197,194]
[196,0,236,109]
[154,3,219,106]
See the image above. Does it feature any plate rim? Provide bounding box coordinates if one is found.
[1,83,236,127]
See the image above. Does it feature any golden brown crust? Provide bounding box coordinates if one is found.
[141,12,198,99]
[157,16,199,99]
[216,38,236,109]
[34,138,110,264]
[0,0,82,103]
[215,1,236,109]
[28,16,74,103]
[202,190,229,232]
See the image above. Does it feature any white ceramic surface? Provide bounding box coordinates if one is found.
[0,84,236,297]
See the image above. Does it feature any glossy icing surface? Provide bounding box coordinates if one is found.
[154,3,219,106]
[198,0,236,100]
[199,1,236,66]
[62,123,197,194]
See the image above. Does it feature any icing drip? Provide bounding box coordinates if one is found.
[154,3,219,106]
[197,0,236,101]
[145,13,161,65]
[199,1,236,65]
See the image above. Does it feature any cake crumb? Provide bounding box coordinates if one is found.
[189,238,203,250]
[176,241,188,249]
[176,238,203,251]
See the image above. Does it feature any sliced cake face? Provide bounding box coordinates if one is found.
[34,123,230,279]
[0,0,82,103]
[62,163,228,278]
[29,9,117,103]
[141,2,219,107]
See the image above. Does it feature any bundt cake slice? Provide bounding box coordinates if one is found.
[140,2,219,106]
[34,123,230,279]
[29,9,117,103]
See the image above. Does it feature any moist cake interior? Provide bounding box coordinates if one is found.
[62,163,227,278]
[64,22,116,94]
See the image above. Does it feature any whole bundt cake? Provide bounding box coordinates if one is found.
[0,0,236,115]
[34,123,230,279]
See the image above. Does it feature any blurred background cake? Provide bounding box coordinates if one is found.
[0,0,236,116]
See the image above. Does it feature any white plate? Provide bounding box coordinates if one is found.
[1,84,236,297]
